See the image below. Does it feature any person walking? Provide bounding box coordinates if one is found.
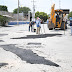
[36,17,41,34]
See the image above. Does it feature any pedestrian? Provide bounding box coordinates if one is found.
[69,17,72,35]
[29,21,32,32]
[36,17,41,34]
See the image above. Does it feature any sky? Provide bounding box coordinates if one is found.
[0,0,72,14]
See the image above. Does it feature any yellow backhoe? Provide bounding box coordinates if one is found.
[48,4,69,30]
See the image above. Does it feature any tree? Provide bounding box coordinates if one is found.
[68,11,72,18]
[35,11,48,22]
[0,5,8,11]
[13,7,31,15]
[0,15,8,26]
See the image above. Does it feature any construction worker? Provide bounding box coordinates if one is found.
[63,13,67,24]
[56,13,60,22]
[47,17,51,27]
[36,17,41,34]
[29,21,32,32]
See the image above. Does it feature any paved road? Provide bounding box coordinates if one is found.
[0,24,72,72]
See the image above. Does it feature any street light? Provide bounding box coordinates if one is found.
[32,0,35,21]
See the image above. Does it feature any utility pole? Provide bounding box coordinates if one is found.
[28,11,31,21]
[17,0,19,25]
[32,0,35,21]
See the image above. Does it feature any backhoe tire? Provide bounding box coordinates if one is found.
[49,28,53,30]
[61,22,67,30]
[48,23,54,30]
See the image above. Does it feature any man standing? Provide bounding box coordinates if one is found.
[36,17,41,34]
[29,21,32,32]
[63,13,67,24]
[56,13,60,22]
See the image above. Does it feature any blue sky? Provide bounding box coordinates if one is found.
[0,0,72,14]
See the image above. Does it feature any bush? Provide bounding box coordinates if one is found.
[0,15,8,26]
[68,11,72,19]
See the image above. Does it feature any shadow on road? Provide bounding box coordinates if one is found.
[11,34,62,39]
[4,26,13,27]
[0,44,59,67]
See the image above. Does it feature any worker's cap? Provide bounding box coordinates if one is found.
[37,17,39,19]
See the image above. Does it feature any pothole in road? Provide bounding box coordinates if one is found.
[0,44,60,67]
[27,43,41,45]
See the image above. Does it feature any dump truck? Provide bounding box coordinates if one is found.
[48,4,69,30]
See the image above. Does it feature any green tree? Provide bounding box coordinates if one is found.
[35,11,40,18]
[0,15,8,26]
[68,11,72,18]
[0,5,8,11]
[13,7,31,15]
[35,11,48,22]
